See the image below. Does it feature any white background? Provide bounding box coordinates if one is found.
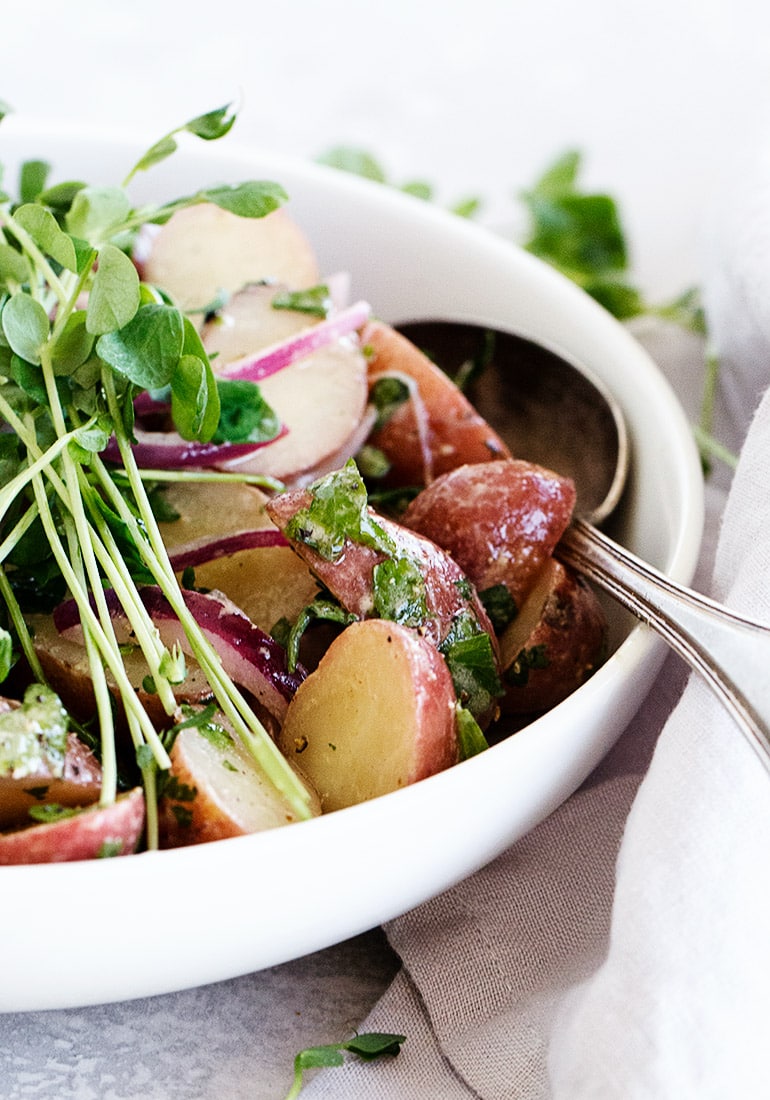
[4,0,770,297]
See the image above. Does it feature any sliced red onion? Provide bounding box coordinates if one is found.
[168,529,289,572]
[54,586,305,721]
[102,425,288,470]
[219,299,371,383]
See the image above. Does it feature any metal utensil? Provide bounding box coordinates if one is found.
[397,320,770,768]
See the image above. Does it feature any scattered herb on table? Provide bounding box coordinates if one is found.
[284,1031,406,1100]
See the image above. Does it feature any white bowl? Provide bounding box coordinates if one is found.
[0,119,703,1011]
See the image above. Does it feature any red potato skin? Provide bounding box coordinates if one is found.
[0,788,145,864]
[363,320,511,486]
[403,459,576,611]
[266,489,498,654]
[500,561,607,715]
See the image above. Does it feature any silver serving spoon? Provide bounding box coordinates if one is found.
[397,320,770,770]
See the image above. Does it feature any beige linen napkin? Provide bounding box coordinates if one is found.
[304,146,770,1099]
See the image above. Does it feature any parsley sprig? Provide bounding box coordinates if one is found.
[0,103,315,841]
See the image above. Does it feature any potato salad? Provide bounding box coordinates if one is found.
[0,107,607,863]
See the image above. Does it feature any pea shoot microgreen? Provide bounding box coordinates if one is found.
[0,102,316,843]
[283,1031,406,1100]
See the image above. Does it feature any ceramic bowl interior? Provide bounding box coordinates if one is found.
[0,120,704,1011]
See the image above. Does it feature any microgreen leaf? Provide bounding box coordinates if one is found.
[1,293,50,365]
[13,204,78,272]
[96,302,184,389]
[0,627,13,681]
[124,103,238,181]
[19,160,51,203]
[66,185,132,243]
[196,180,288,218]
[86,243,141,335]
[50,310,95,372]
[0,244,31,287]
[171,353,219,442]
[284,1032,405,1100]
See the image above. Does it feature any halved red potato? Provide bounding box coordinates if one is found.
[498,557,607,714]
[159,710,321,847]
[403,459,576,613]
[157,480,320,634]
[266,486,497,654]
[135,203,320,314]
[277,619,458,811]
[363,319,510,487]
[0,787,145,864]
[0,730,102,830]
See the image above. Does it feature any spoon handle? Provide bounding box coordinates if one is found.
[558,518,770,769]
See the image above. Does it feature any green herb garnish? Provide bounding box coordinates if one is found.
[284,1032,406,1100]
[271,284,332,318]
[0,104,316,846]
[285,459,395,561]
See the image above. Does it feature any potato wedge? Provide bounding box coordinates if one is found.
[0,731,101,830]
[159,711,321,847]
[499,558,607,714]
[267,480,496,653]
[136,203,320,313]
[403,458,576,614]
[0,787,145,864]
[363,319,510,486]
[277,619,458,811]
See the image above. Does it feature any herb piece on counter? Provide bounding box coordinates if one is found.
[284,1032,406,1100]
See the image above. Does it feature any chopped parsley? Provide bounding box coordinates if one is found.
[505,644,550,687]
[479,583,518,633]
[271,284,332,318]
[285,460,395,560]
[372,557,428,627]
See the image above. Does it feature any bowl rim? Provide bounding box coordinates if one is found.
[0,118,705,1011]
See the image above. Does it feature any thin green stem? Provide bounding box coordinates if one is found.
[29,470,170,769]
[96,377,313,817]
[62,517,118,805]
[0,565,46,683]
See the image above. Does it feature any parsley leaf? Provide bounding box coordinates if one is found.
[286,460,395,561]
